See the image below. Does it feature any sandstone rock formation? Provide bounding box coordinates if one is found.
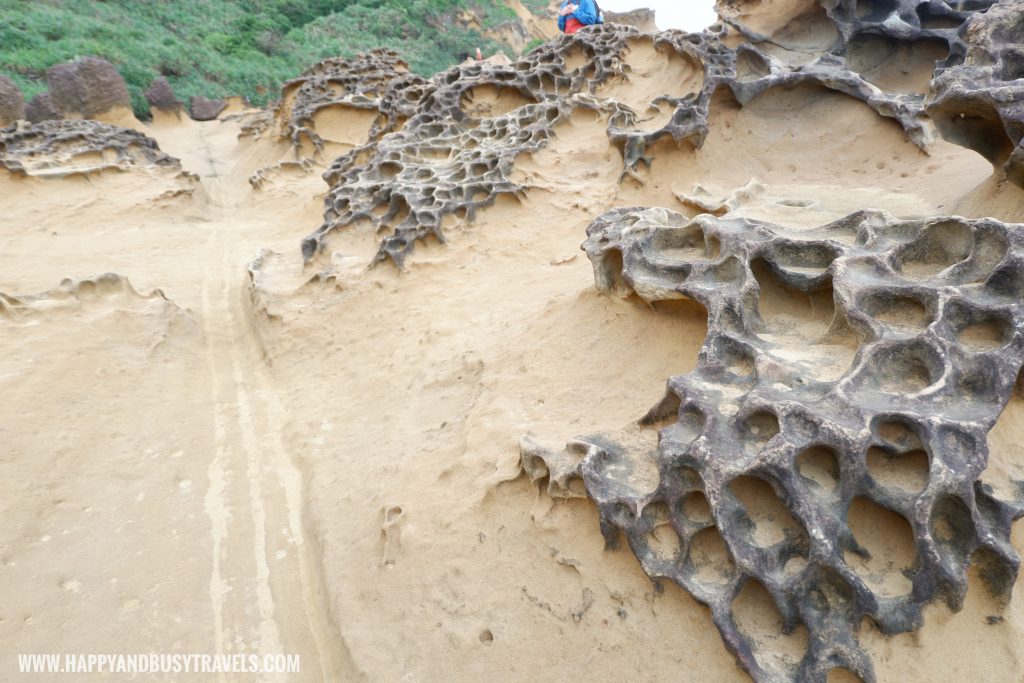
[25,93,62,123]
[604,8,658,32]
[0,119,184,177]
[523,206,1024,681]
[145,77,183,113]
[0,75,25,126]
[926,1,1024,188]
[273,49,426,153]
[3,2,1024,682]
[189,95,228,121]
[46,56,131,118]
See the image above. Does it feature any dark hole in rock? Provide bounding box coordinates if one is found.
[866,446,929,494]
[685,525,736,588]
[859,291,930,332]
[731,578,809,676]
[930,495,975,565]
[729,476,805,547]
[856,0,898,22]
[679,490,713,525]
[845,497,917,597]
[895,220,973,281]
[739,410,781,456]
[796,445,841,493]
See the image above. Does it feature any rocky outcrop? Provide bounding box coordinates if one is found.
[300,21,956,268]
[0,75,25,126]
[273,49,427,153]
[926,1,1024,188]
[145,77,183,113]
[189,95,228,121]
[46,57,131,118]
[25,93,62,123]
[0,119,183,177]
[524,206,1024,681]
[604,8,658,32]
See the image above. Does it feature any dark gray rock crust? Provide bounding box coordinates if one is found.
[926,1,1024,188]
[523,207,1024,682]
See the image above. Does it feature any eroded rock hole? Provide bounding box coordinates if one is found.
[679,491,713,525]
[857,342,942,394]
[642,501,682,564]
[739,410,781,457]
[846,36,948,94]
[685,525,736,587]
[859,291,930,333]
[896,220,974,281]
[845,496,917,597]
[731,579,809,676]
[930,495,976,565]
[730,476,805,547]
[866,446,929,494]
[652,224,710,262]
[796,446,841,494]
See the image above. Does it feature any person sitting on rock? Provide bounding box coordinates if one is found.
[558,0,600,35]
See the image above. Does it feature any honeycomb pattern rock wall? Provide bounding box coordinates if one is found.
[304,17,951,268]
[926,1,1024,187]
[523,207,1024,681]
[0,120,185,176]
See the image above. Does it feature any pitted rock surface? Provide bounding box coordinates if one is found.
[926,1,1024,188]
[0,120,183,177]
[273,48,428,154]
[303,21,949,267]
[522,207,1024,682]
[46,57,131,118]
[0,75,25,126]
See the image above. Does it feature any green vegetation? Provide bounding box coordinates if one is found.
[0,0,528,117]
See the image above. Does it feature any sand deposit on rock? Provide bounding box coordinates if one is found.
[3,1,1024,682]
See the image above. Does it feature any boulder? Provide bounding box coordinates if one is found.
[145,77,182,113]
[0,75,25,125]
[189,95,228,121]
[46,57,131,118]
[25,93,63,123]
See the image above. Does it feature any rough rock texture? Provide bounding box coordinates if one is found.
[145,77,183,113]
[604,8,659,32]
[0,75,25,126]
[189,95,228,121]
[46,57,131,118]
[301,7,996,269]
[926,1,1024,188]
[25,93,62,124]
[523,206,1024,681]
[273,48,427,153]
[0,120,183,176]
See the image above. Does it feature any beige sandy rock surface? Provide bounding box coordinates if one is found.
[3,5,1024,682]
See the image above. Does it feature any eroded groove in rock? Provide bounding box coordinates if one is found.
[522,207,1024,682]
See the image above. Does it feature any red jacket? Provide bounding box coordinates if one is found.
[565,16,584,34]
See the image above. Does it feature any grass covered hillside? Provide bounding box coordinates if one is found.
[0,0,551,117]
